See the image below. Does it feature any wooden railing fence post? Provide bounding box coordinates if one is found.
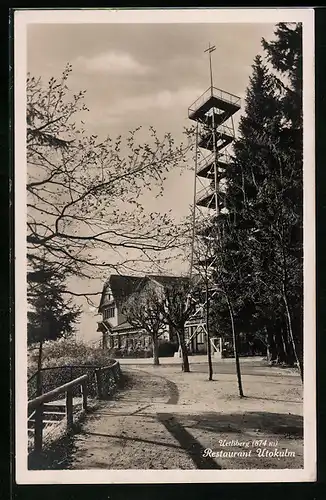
[95,369,102,399]
[81,380,88,411]
[34,403,43,454]
[28,369,118,453]
[66,390,73,430]
[36,369,42,397]
[112,365,118,384]
[29,373,88,453]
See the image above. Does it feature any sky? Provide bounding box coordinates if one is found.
[27,22,277,341]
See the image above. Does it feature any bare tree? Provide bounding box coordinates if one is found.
[122,284,166,366]
[160,277,199,373]
[211,217,244,398]
[27,65,193,303]
[190,218,216,381]
[190,216,244,396]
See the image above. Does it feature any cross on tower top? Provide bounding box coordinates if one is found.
[204,43,216,91]
[204,42,216,54]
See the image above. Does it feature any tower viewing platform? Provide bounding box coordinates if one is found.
[198,128,234,152]
[188,86,241,124]
[197,154,228,179]
[189,84,240,216]
[196,185,224,210]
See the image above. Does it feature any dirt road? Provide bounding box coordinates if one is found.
[63,364,303,470]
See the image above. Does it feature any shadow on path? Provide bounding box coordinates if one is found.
[157,412,221,469]
[28,432,75,470]
[174,411,303,438]
[245,396,301,404]
[81,431,182,451]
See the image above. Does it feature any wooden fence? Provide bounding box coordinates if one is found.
[27,361,121,399]
[28,361,122,454]
[28,374,88,454]
[95,361,122,399]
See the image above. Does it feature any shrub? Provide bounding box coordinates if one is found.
[108,348,123,358]
[28,338,114,376]
[27,338,121,399]
[158,340,178,357]
[106,340,177,358]
[108,346,152,358]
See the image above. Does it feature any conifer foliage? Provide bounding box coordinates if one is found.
[27,262,81,345]
[209,23,303,379]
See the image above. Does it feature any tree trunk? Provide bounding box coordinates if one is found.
[273,333,281,364]
[266,336,271,362]
[36,339,43,397]
[280,326,289,363]
[152,334,160,366]
[265,326,271,361]
[282,285,303,382]
[280,231,303,381]
[226,296,244,397]
[266,327,277,363]
[206,284,213,381]
[282,318,296,365]
[177,329,190,372]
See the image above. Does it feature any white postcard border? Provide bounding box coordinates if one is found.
[14,7,316,484]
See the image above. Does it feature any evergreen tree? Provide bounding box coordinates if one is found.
[262,23,302,129]
[27,263,81,345]
[208,23,303,378]
[210,54,280,366]
[262,22,303,377]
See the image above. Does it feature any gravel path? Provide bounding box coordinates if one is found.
[68,368,197,469]
[64,363,303,470]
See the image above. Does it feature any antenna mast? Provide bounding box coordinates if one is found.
[204,43,216,93]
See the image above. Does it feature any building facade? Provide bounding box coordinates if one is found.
[97,274,208,355]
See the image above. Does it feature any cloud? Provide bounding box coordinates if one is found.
[105,87,204,118]
[82,87,204,130]
[74,50,150,75]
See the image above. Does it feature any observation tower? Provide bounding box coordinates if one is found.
[184,44,241,356]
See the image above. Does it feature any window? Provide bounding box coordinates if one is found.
[103,306,115,320]
[105,287,113,302]
[197,326,205,344]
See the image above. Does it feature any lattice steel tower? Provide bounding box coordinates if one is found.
[185,44,241,356]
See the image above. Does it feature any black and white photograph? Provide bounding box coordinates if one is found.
[14,8,315,484]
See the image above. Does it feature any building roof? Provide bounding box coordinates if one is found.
[98,274,144,311]
[98,273,200,311]
[111,321,145,335]
[147,274,190,287]
[109,274,144,303]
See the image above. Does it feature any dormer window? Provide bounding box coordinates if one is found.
[103,306,115,320]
